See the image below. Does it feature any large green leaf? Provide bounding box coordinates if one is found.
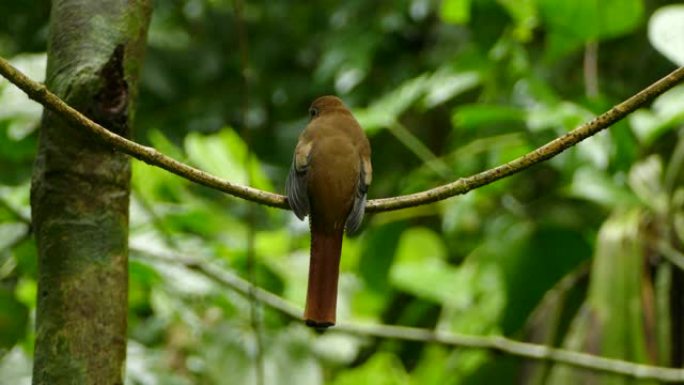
[389,227,458,304]
[452,104,526,130]
[538,0,643,41]
[358,221,406,293]
[567,167,639,208]
[184,128,273,191]
[356,69,480,134]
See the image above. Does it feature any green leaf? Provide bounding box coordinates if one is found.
[538,0,643,41]
[255,229,290,261]
[394,227,447,264]
[526,102,594,133]
[358,221,406,293]
[440,0,472,24]
[389,227,457,303]
[332,353,408,385]
[185,128,273,191]
[0,288,28,348]
[498,0,538,41]
[410,346,451,385]
[15,278,36,309]
[423,70,480,109]
[355,69,480,134]
[629,85,684,146]
[567,167,639,208]
[0,347,32,385]
[132,131,189,204]
[452,104,526,130]
[148,129,187,160]
[355,74,430,133]
[391,258,461,305]
[0,53,46,138]
[648,5,684,66]
[0,222,26,251]
[499,227,591,334]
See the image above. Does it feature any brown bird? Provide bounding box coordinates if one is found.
[286,95,372,329]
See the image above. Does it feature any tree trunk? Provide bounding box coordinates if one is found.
[31,1,150,384]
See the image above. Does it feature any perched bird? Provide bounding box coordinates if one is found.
[286,95,372,329]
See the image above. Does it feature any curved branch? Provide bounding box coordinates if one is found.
[0,56,288,209]
[133,248,684,383]
[365,67,684,211]
[1,56,684,212]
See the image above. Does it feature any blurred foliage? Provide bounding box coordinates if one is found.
[2,0,684,384]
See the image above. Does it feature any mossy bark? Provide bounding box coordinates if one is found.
[31,1,150,384]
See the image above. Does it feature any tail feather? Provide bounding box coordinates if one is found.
[304,227,343,329]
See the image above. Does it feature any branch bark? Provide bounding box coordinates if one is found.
[132,248,684,383]
[30,2,151,384]
[1,57,682,212]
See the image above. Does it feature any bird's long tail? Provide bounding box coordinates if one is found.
[304,225,344,329]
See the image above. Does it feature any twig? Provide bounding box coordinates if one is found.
[366,67,684,211]
[388,120,452,179]
[0,57,286,208]
[131,247,301,318]
[1,57,683,212]
[132,248,684,383]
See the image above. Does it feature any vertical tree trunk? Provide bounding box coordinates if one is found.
[31,1,150,384]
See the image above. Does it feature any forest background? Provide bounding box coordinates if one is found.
[2,0,684,384]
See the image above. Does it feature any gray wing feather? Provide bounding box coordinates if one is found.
[345,163,368,234]
[286,160,310,220]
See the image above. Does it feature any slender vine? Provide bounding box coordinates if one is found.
[133,248,684,383]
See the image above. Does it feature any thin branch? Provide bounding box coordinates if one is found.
[388,120,452,179]
[1,57,684,212]
[366,67,684,212]
[131,247,301,318]
[132,248,684,383]
[0,56,287,209]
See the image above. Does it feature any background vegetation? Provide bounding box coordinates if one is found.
[2,0,684,384]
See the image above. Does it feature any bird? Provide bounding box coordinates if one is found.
[286,95,372,329]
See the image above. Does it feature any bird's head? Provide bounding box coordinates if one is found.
[308,95,347,120]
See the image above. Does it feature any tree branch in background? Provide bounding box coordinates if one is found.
[132,248,684,383]
[1,57,683,212]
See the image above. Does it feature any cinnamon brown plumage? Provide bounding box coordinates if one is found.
[286,95,372,328]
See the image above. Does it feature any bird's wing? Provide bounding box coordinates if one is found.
[345,156,370,234]
[286,139,312,220]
